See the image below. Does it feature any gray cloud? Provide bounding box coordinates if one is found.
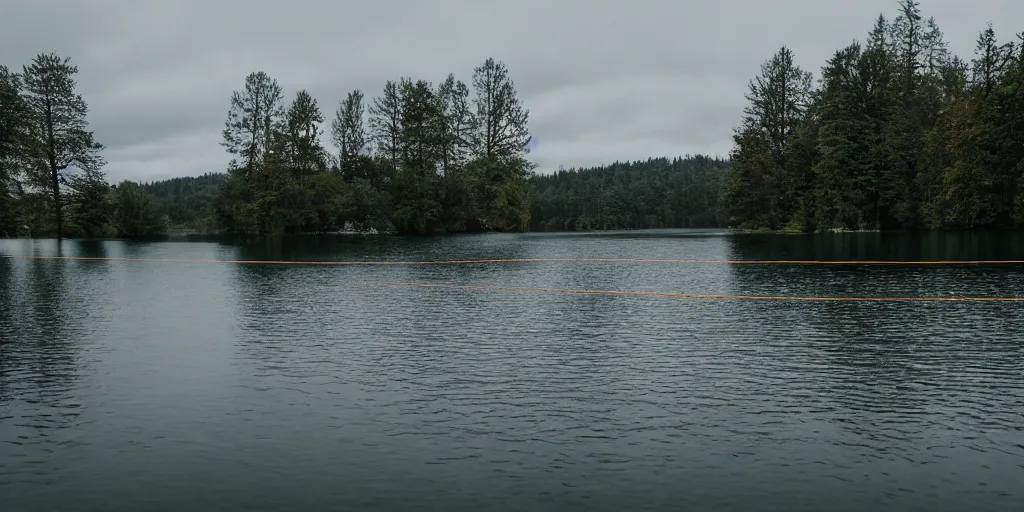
[2,0,1021,182]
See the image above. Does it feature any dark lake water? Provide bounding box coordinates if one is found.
[1,230,1023,511]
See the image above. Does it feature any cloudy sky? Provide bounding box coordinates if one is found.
[2,0,1021,183]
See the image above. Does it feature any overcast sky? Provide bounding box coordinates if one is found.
[2,0,1021,183]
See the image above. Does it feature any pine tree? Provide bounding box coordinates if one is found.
[390,79,443,233]
[110,181,167,237]
[890,0,923,93]
[221,71,285,172]
[0,66,28,235]
[368,79,404,179]
[470,58,529,160]
[331,89,369,181]
[880,0,931,227]
[812,43,873,230]
[926,27,1019,228]
[0,66,26,170]
[467,58,532,231]
[979,30,1022,225]
[434,74,475,172]
[861,14,896,229]
[970,23,1016,101]
[725,46,812,229]
[399,79,442,173]
[20,53,106,239]
[927,57,988,227]
[283,90,326,185]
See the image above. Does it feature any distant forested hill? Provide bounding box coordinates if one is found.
[527,155,731,231]
[140,173,227,232]
[139,158,730,234]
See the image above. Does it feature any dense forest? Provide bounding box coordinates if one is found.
[1,46,729,238]
[0,55,537,237]
[3,0,1022,238]
[726,0,1024,231]
[212,58,537,235]
[141,173,227,234]
[528,156,730,231]
[139,156,732,233]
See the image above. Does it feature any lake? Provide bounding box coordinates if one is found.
[1,230,1023,511]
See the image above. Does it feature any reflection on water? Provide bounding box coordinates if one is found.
[726,231,1024,262]
[1,232,1022,511]
[0,251,85,489]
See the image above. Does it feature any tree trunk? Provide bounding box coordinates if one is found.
[52,163,61,239]
[45,98,61,240]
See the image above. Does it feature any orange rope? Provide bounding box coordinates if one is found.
[4,255,1024,266]
[365,281,1023,302]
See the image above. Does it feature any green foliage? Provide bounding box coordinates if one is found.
[111,181,167,237]
[19,53,107,238]
[221,71,285,171]
[282,90,327,185]
[140,173,226,233]
[529,156,731,231]
[0,52,173,240]
[332,90,370,181]
[0,66,29,236]
[726,4,1024,232]
[811,43,874,230]
[209,57,536,236]
[470,58,530,159]
[6,16,1021,240]
[64,170,112,238]
[725,46,813,230]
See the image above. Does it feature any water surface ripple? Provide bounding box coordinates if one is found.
[1,232,1022,511]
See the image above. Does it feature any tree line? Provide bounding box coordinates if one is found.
[7,0,1023,239]
[0,55,538,238]
[144,156,733,234]
[726,0,1024,231]
[214,58,533,235]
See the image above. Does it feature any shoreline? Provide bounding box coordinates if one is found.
[7,226,1024,242]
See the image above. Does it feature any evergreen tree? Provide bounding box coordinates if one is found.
[399,79,442,173]
[221,71,285,172]
[20,53,106,239]
[725,46,812,229]
[331,89,370,181]
[861,14,896,229]
[391,79,443,233]
[528,156,732,231]
[811,43,873,230]
[64,167,112,237]
[0,66,28,235]
[723,2,1024,233]
[880,0,948,227]
[368,79,404,180]
[111,181,167,237]
[470,58,529,160]
[468,58,532,230]
[974,29,1022,225]
[435,74,475,172]
[970,24,1014,99]
[283,90,326,185]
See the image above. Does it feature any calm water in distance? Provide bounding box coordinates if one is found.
[1,230,1023,511]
